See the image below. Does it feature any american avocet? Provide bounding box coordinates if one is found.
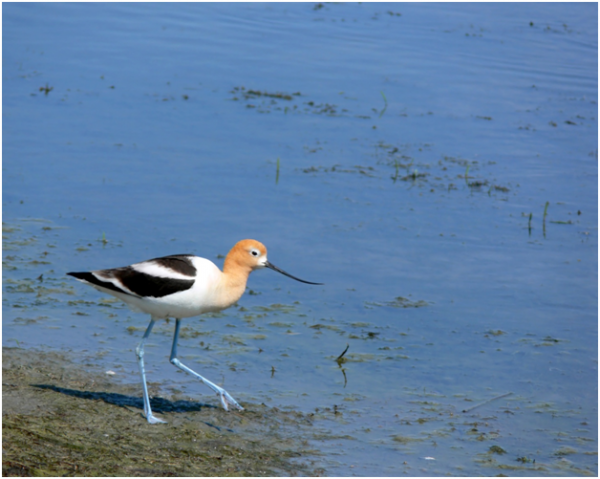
[68,239,322,424]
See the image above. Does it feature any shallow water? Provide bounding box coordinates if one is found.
[3,3,597,476]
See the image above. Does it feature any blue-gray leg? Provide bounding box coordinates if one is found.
[170,318,243,411]
[135,318,167,424]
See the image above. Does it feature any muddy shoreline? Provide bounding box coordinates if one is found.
[2,348,324,476]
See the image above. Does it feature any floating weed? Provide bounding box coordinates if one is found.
[443,155,471,167]
[254,303,297,314]
[268,321,294,328]
[391,434,424,445]
[67,299,114,307]
[189,329,213,337]
[39,83,53,95]
[391,353,410,360]
[516,334,564,348]
[241,89,295,101]
[539,336,561,345]
[249,334,267,340]
[550,219,573,225]
[468,179,489,189]
[13,316,43,325]
[305,101,338,115]
[554,447,578,456]
[99,297,120,305]
[242,313,267,321]
[340,393,367,403]
[231,86,346,116]
[350,322,370,328]
[531,402,559,414]
[516,456,534,463]
[5,281,36,294]
[401,170,428,181]
[489,445,507,455]
[3,236,37,249]
[2,222,21,234]
[301,164,375,176]
[377,346,404,351]
[36,286,74,298]
[408,399,443,406]
[365,296,429,309]
[309,323,341,332]
[550,459,594,476]
[222,335,246,346]
[339,353,375,363]
[27,259,51,266]
[485,330,505,336]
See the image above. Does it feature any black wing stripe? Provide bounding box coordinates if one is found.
[148,255,197,277]
[67,272,130,296]
[119,267,195,297]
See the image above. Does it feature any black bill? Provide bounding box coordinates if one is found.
[265,261,323,285]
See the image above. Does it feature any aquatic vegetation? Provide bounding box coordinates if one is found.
[489,445,507,454]
[392,434,424,445]
[39,83,53,95]
[365,296,429,309]
[378,91,388,117]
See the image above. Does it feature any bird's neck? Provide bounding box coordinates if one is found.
[215,267,250,309]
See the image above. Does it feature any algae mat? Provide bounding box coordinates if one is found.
[2,348,322,476]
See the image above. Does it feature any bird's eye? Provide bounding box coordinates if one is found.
[250,249,259,257]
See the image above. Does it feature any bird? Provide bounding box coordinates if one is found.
[67,239,322,424]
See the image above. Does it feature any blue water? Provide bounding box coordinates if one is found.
[3,3,597,476]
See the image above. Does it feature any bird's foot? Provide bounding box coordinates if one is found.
[146,413,167,424]
[218,388,244,411]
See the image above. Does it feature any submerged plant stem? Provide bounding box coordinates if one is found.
[462,392,513,413]
[336,343,350,362]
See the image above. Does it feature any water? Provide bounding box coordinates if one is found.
[3,3,597,476]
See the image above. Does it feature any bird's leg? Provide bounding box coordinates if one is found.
[135,318,167,424]
[169,318,243,411]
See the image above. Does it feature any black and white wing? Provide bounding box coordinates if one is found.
[68,254,197,298]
